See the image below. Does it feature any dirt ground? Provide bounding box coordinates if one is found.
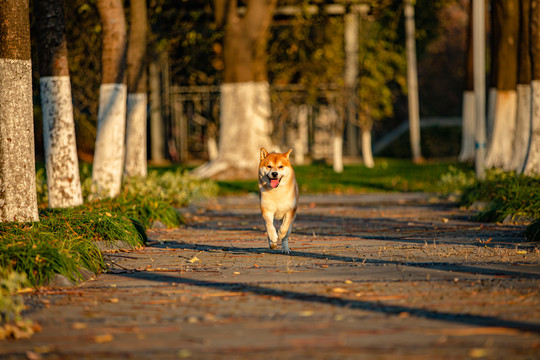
[2,193,540,359]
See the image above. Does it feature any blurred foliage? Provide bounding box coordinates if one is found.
[31,0,462,157]
[216,158,469,195]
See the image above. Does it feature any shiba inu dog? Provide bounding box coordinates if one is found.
[258,148,299,254]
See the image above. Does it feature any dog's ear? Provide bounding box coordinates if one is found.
[260,148,269,160]
[285,149,293,159]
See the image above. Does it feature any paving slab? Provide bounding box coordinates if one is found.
[2,193,540,359]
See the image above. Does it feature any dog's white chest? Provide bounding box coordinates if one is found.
[260,191,295,220]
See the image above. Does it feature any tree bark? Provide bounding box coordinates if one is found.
[344,8,358,158]
[36,0,83,209]
[124,0,148,178]
[485,0,519,170]
[192,0,277,180]
[93,0,127,198]
[0,0,39,222]
[149,60,166,163]
[511,0,532,171]
[473,0,487,179]
[523,0,540,175]
[459,1,475,162]
[404,0,423,163]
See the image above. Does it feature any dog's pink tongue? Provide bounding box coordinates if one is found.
[270,179,280,188]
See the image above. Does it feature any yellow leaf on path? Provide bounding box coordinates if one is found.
[94,333,114,343]
[189,255,201,263]
[331,287,348,293]
[299,310,314,317]
[72,322,87,330]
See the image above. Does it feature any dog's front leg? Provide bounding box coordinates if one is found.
[262,210,278,250]
[278,210,296,254]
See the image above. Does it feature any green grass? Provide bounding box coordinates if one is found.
[1,165,218,288]
[217,158,472,195]
[0,207,144,286]
[460,170,540,223]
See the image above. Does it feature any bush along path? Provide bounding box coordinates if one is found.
[1,193,539,359]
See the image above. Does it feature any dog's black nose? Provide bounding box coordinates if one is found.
[271,172,278,178]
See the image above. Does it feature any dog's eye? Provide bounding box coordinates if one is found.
[278,166,284,169]
[267,166,272,169]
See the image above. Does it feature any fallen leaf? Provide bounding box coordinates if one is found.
[189,256,201,263]
[94,333,114,343]
[108,298,119,303]
[299,310,314,317]
[25,351,42,360]
[469,348,489,358]
[344,280,353,284]
[72,322,87,330]
[233,271,240,275]
[331,287,348,293]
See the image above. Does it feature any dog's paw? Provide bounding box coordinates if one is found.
[281,247,290,255]
[269,243,278,250]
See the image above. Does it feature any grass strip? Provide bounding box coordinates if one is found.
[460,170,540,223]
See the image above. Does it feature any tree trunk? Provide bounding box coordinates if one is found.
[459,1,475,162]
[93,0,127,198]
[361,127,375,169]
[344,8,358,158]
[293,105,308,165]
[511,0,532,172]
[149,60,166,163]
[0,0,39,222]
[523,0,540,175]
[485,0,519,170]
[473,0,487,179]
[36,0,83,209]
[404,0,422,163]
[330,107,343,173]
[124,0,147,178]
[192,0,277,180]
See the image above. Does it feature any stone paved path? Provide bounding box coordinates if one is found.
[2,193,540,359]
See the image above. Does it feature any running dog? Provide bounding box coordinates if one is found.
[258,148,299,254]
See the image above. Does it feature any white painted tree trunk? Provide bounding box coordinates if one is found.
[333,135,343,173]
[458,90,476,162]
[92,83,127,198]
[511,84,531,172]
[361,128,375,168]
[293,104,308,165]
[124,93,147,177]
[523,80,540,175]
[40,76,83,208]
[484,90,517,169]
[207,136,218,160]
[0,59,39,222]
[191,81,274,179]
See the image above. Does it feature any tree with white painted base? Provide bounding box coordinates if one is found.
[93,0,127,198]
[484,0,519,170]
[0,0,39,222]
[124,0,148,178]
[459,1,475,162]
[523,0,540,175]
[36,0,83,209]
[192,0,277,180]
[511,0,532,172]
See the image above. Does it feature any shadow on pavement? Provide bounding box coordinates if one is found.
[117,270,540,334]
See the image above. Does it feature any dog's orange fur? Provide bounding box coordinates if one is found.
[258,148,299,254]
